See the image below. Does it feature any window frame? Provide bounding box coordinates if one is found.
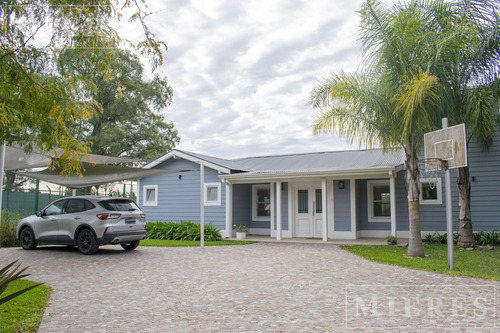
[252,184,271,221]
[204,182,221,206]
[367,180,391,222]
[143,185,158,207]
[419,178,443,205]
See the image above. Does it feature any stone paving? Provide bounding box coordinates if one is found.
[1,243,499,332]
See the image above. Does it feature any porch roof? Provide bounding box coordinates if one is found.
[222,148,405,182]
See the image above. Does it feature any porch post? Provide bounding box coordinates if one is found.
[200,162,205,247]
[389,171,397,237]
[276,181,282,240]
[270,182,275,237]
[225,182,233,238]
[350,178,357,239]
[322,178,327,242]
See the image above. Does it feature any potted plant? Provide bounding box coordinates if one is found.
[234,224,248,240]
[386,235,398,245]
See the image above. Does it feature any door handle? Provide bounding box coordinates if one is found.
[74,216,81,220]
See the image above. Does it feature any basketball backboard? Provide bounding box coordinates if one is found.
[424,123,467,170]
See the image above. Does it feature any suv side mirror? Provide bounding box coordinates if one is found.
[36,211,45,217]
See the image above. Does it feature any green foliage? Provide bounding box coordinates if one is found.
[0,261,42,306]
[57,48,180,160]
[475,231,500,246]
[424,231,500,246]
[343,243,500,280]
[0,279,51,333]
[0,211,20,248]
[234,224,248,233]
[0,1,167,175]
[146,221,222,242]
[140,239,255,247]
[386,235,398,244]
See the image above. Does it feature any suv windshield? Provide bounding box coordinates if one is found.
[98,199,140,211]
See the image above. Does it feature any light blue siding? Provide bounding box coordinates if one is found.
[334,180,351,232]
[232,184,251,228]
[232,182,289,232]
[140,159,226,230]
[468,133,500,231]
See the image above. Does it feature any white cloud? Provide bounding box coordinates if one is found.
[124,0,398,159]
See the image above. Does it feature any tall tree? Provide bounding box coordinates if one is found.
[58,49,180,161]
[421,0,500,248]
[0,1,166,175]
[310,0,456,257]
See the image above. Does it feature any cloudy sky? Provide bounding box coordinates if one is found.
[123,0,396,159]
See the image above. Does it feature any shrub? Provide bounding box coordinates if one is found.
[0,261,42,306]
[146,221,222,241]
[475,231,500,246]
[422,232,459,244]
[0,211,20,248]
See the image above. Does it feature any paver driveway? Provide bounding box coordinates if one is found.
[1,243,499,332]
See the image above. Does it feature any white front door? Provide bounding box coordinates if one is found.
[295,186,323,238]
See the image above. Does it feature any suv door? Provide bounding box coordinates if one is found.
[59,199,96,243]
[35,199,67,242]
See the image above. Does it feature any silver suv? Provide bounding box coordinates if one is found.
[16,196,147,255]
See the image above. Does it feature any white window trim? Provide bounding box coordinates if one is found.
[143,185,158,207]
[204,182,221,206]
[252,184,271,221]
[367,180,391,222]
[419,178,443,205]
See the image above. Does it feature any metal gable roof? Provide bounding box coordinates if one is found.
[145,148,405,176]
[232,148,405,173]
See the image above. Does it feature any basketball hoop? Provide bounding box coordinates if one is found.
[417,157,447,189]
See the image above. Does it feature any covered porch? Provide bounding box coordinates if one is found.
[220,167,405,241]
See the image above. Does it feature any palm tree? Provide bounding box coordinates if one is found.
[312,0,500,254]
[311,0,459,257]
[422,0,500,248]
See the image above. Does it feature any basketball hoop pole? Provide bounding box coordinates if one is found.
[442,118,454,271]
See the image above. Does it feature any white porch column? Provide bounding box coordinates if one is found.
[322,178,328,242]
[200,162,205,247]
[350,178,357,239]
[225,182,233,238]
[276,181,282,240]
[389,171,397,237]
[270,182,275,237]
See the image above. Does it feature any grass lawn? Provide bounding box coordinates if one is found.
[342,243,500,280]
[0,280,52,332]
[140,239,255,247]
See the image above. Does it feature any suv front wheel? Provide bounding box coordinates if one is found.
[77,229,99,255]
[19,227,37,250]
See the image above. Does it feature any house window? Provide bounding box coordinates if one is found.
[252,184,271,221]
[204,183,221,206]
[143,185,158,206]
[420,178,442,205]
[367,180,391,222]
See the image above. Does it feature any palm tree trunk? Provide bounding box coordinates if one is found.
[457,166,475,248]
[405,147,425,257]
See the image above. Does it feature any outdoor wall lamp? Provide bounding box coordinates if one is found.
[338,180,345,189]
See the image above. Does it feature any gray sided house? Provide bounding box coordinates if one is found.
[138,135,500,240]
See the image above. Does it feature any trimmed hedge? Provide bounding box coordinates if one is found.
[146,221,222,241]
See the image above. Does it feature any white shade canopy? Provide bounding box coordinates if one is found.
[15,163,183,188]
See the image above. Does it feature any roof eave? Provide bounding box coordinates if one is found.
[144,149,231,174]
[219,166,401,183]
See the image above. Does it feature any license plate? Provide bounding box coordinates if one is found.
[125,219,136,224]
